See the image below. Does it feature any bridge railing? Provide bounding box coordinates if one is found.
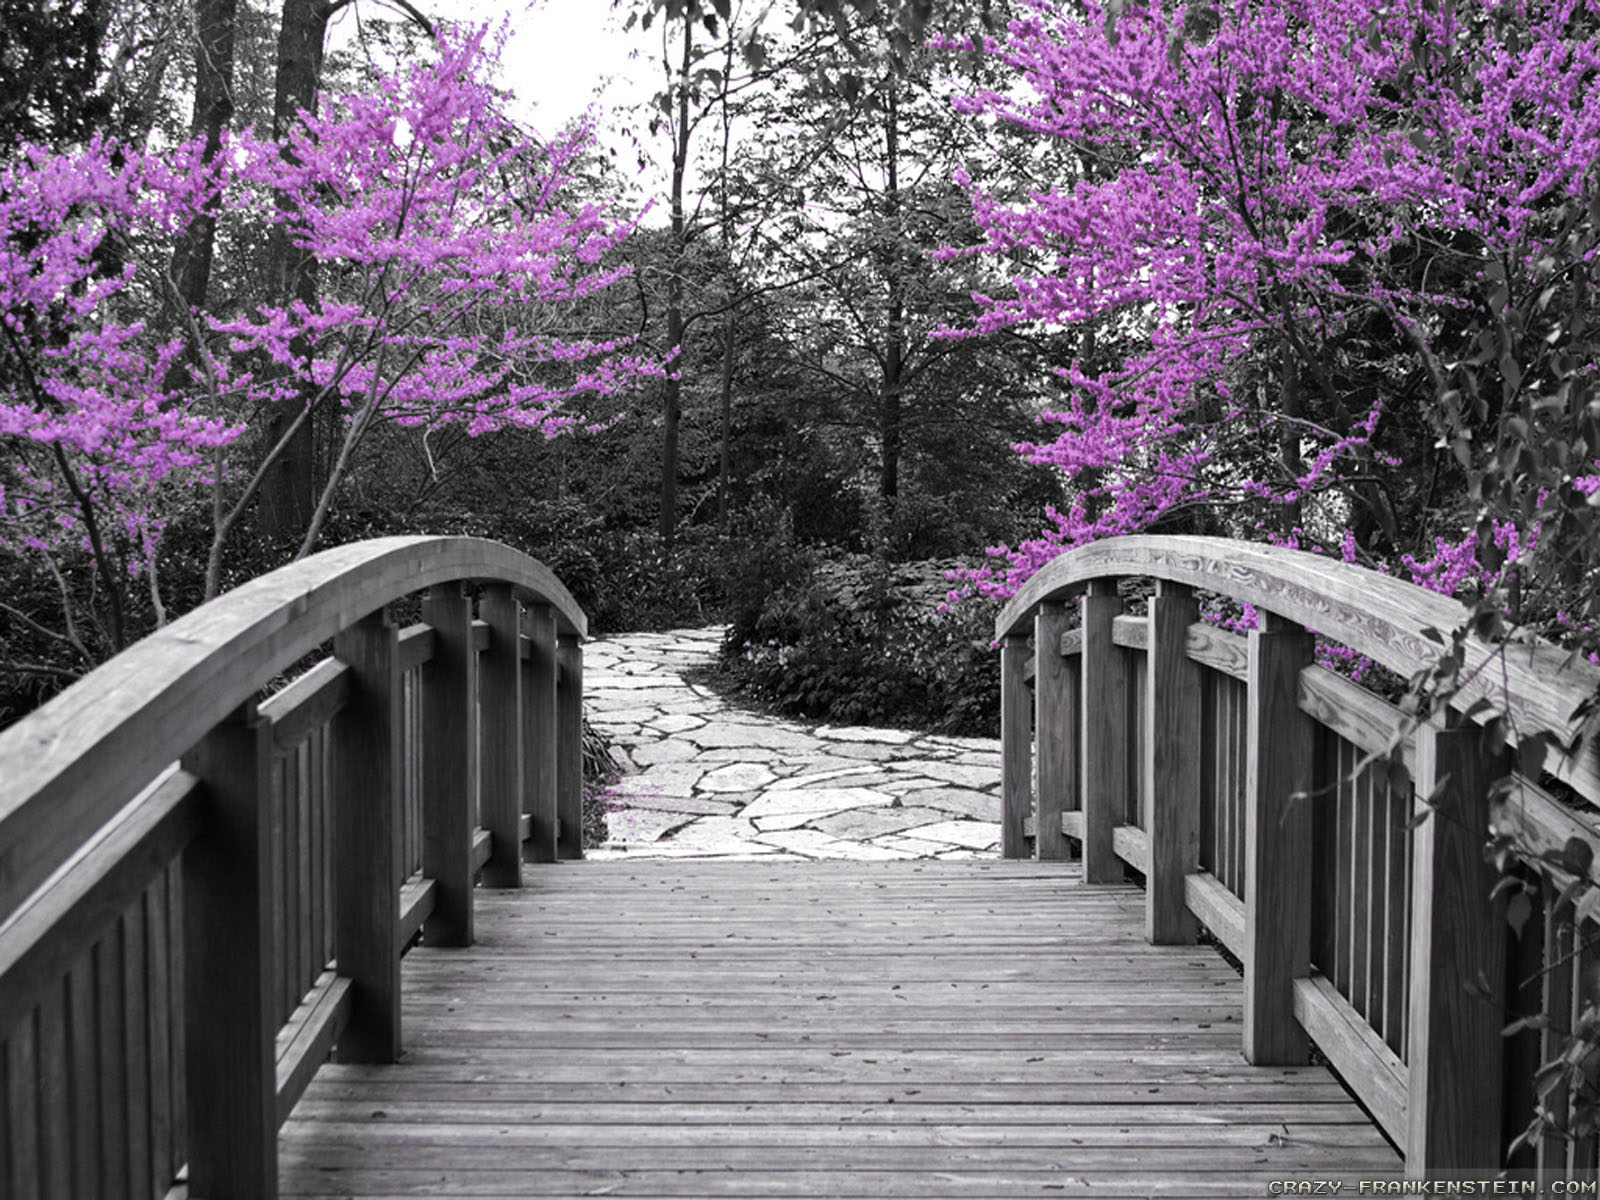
[995,535,1600,1179]
[0,536,587,1200]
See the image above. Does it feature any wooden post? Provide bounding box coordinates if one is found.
[1034,602,1075,862]
[1000,633,1032,859]
[477,583,523,888]
[420,585,476,947]
[1146,581,1200,944]
[181,703,279,1200]
[557,633,585,860]
[522,605,558,864]
[1243,610,1314,1064]
[1407,716,1506,1174]
[332,607,403,1063]
[1080,579,1127,884]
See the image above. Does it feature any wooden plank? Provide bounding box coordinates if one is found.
[1111,612,1146,649]
[999,635,1032,859]
[67,952,100,1200]
[37,979,69,1200]
[277,860,1398,1196]
[521,605,559,864]
[556,634,585,861]
[476,584,523,888]
[419,586,476,947]
[470,827,492,873]
[1112,825,1149,873]
[1185,621,1248,682]
[394,622,435,674]
[1539,897,1575,1177]
[331,609,405,1066]
[145,869,175,1199]
[397,876,436,949]
[1298,664,1414,772]
[275,970,353,1128]
[1146,582,1201,944]
[1033,602,1075,862]
[1293,972,1407,1145]
[122,893,151,1197]
[261,659,351,753]
[1080,579,1127,884]
[7,1012,40,1200]
[1185,871,1246,960]
[180,702,279,1200]
[1407,717,1506,1172]
[1244,613,1315,1065]
[0,768,202,1035]
[1061,810,1085,841]
[1381,767,1409,1057]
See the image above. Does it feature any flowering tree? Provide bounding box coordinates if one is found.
[0,25,657,667]
[942,0,1600,615]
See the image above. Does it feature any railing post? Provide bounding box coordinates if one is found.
[1407,716,1505,1174]
[181,702,279,1200]
[522,604,559,864]
[1080,578,1127,883]
[420,585,476,947]
[557,633,585,860]
[1243,610,1314,1064]
[1034,601,1075,862]
[478,583,523,888]
[1146,580,1200,944]
[332,607,403,1063]
[1000,633,1032,858]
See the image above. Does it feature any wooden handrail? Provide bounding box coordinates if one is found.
[996,534,1600,1180]
[0,535,588,1200]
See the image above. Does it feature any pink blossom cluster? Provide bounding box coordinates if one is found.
[938,0,1600,604]
[1,24,657,587]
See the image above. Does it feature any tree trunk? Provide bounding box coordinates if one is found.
[879,78,903,502]
[257,0,331,544]
[163,0,235,391]
[659,18,693,551]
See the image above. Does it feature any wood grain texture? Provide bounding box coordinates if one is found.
[1244,614,1315,1066]
[1033,603,1075,862]
[331,610,404,1065]
[1080,580,1127,885]
[520,605,559,864]
[999,635,1032,859]
[1407,719,1506,1172]
[1292,972,1407,1145]
[419,586,476,947]
[556,634,584,861]
[476,585,523,890]
[181,703,280,1200]
[994,533,1600,806]
[0,536,585,923]
[278,860,1399,1197]
[1146,583,1201,945]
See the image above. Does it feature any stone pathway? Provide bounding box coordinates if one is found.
[585,627,1002,861]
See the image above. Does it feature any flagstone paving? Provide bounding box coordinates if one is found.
[584,627,1003,861]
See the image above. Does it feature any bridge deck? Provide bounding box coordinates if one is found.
[279,859,1400,1198]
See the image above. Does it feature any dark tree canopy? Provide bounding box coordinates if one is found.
[0,0,113,149]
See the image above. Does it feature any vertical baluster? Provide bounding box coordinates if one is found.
[523,605,559,863]
[1000,633,1032,859]
[332,608,403,1064]
[1243,611,1314,1065]
[1406,715,1505,1173]
[1146,581,1200,944]
[1080,579,1127,883]
[1034,602,1074,862]
[557,633,585,860]
[478,584,524,887]
[181,701,279,1199]
[421,585,478,946]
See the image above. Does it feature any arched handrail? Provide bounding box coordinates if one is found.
[0,535,584,918]
[0,535,587,1199]
[996,534,1600,795]
[994,534,1600,1177]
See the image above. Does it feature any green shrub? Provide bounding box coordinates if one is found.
[720,555,1000,736]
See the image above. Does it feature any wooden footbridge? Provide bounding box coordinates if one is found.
[2,534,1597,1197]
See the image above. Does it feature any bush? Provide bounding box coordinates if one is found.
[720,554,1001,736]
